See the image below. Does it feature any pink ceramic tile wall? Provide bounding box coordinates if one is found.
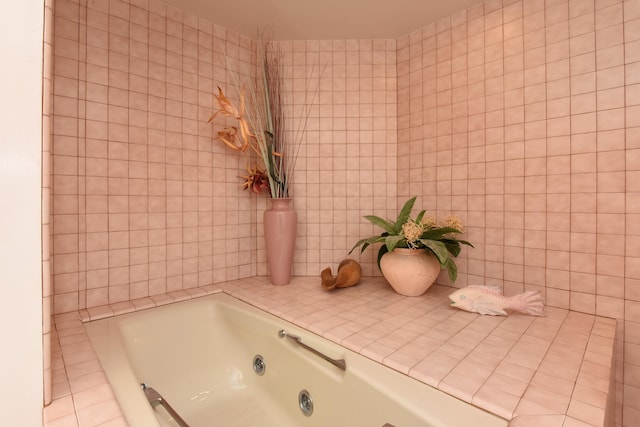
[266,39,398,278]
[50,0,640,425]
[43,0,55,407]
[623,1,640,425]
[396,0,640,426]
[51,1,397,307]
[52,0,259,314]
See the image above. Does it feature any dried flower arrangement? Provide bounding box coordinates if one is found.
[209,32,320,199]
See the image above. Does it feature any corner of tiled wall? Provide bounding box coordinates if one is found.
[52,0,408,312]
[623,0,640,423]
[43,0,55,407]
[267,37,399,278]
[47,0,640,425]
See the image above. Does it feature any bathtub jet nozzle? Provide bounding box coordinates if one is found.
[252,354,266,375]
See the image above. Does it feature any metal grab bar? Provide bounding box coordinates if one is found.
[278,329,346,371]
[140,382,190,427]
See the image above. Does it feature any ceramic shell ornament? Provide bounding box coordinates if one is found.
[449,286,544,316]
[321,259,362,290]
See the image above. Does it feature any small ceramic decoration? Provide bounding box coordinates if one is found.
[321,259,362,291]
[448,286,544,316]
[378,248,440,296]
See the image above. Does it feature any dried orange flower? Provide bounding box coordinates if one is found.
[216,126,244,151]
[208,86,253,153]
[239,164,270,194]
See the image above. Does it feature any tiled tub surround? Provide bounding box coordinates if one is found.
[48,0,640,425]
[45,277,615,427]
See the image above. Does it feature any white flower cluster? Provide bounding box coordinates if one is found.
[401,219,425,247]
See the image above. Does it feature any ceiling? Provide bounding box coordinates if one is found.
[162,0,483,40]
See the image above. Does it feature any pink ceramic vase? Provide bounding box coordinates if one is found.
[379,248,441,296]
[263,198,297,285]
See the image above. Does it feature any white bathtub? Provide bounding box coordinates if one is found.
[85,293,507,427]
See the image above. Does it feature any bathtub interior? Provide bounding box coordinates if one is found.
[85,293,508,427]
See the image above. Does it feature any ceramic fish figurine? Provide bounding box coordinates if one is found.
[448,286,544,316]
[321,259,362,291]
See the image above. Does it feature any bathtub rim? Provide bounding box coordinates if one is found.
[84,291,509,427]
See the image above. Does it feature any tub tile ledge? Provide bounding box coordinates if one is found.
[45,277,617,427]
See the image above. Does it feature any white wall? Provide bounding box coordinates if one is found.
[0,1,45,425]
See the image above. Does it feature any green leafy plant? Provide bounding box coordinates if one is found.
[349,196,473,282]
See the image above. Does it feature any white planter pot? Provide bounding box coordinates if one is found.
[380,248,441,297]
